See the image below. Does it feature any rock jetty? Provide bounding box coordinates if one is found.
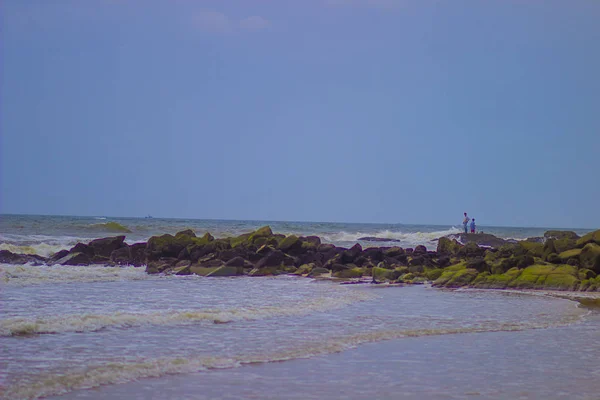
[1,227,599,292]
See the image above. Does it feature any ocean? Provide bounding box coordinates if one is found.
[1,215,599,399]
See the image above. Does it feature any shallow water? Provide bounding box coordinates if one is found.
[1,267,595,400]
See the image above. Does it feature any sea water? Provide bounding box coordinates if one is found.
[1,215,599,399]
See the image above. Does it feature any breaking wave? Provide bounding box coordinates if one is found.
[321,227,461,248]
[0,289,373,337]
[2,313,585,400]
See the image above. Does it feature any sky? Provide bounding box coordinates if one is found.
[1,0,599,228]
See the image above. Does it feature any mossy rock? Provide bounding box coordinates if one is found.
[384,247,405,257]
[248,267,278,277]
[576,230,600,248]
[278,235,300,252]
[580,243,600,273]
[433,268,478,287]
[425,268,443,281]
[230,233,252,248]
[293,263,315,275]
[189,265,220,276]
[372,266,395,281]
[400,272,416,281]
[578,269,597,280]
[544,230,580,240]
[444,262,468,272]
[436,237,462,255]
[512,264,580,290]
[518,241,544,258]
[558,248,582,262]
[307,267,330,277]
[472,267,523,289]
[249,226,273,241]
[553,238,577,254]
[333,267,364,279]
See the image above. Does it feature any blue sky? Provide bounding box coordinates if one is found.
[1,0,599,228]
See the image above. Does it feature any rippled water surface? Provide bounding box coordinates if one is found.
[2,266,597,400]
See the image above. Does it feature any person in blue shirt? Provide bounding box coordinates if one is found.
[470,218,476,234]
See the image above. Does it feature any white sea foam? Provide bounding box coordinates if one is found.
[321,227,461,247]
[0,264,150,286]
[0,289,374,336]
[2,315,586,400]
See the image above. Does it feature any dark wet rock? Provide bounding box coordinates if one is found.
[277,235,301,252]
[458,242,486,258]
[69,243,95,257]
[255,250,295,269]
[448,233,509,249]
[357,237,401,242]
[544,230,579,240]
[206,266,243,277]
[175,229,196,238]
[145,257,178,274]
[110,247,132,265]
[413,245,427,254]
[56,252,92,266]
[225,256,249,268]
[0,250,47,265]
[89,236,127,258]
[340,243,362,263]
[466,257,490,273]
[48,250,70,264]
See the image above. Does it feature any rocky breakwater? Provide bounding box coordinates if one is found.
[1,227,598,291]
[433,229,600,291]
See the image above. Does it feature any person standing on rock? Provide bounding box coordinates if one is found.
[470,218,476,234]
[462,212,470,234]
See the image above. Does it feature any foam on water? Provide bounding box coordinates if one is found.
[2,309,587,400]
[321,227,461,248]
[0,289,374,336]
[0,264,150,286]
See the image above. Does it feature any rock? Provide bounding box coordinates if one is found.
[437,237,462,255]
[248,267,278,277]
[576,230,600,248]
[172,260,192,275]
[225,256,249,268]
[175,229,196,238]
[357,237,401,242]
[383,247,404,258]
[255,250,295,269]
[546,253,561,264]
[146,234,190,260]
[307,267,330,277]
[333,267,364,279]
[110,246,132,265]
[558,248,582,264]
[518,241,544,258]
[340,243,362,263]
[580,243,600,273]
[0,250,47,265]
[433,268,479,288]
[89,236,127,258]
[145,258,178,274]
[206,266,243,277]
[466,257,490,273]
[56,252,91,266]
[277,235,301,253]
[318,243,336,252]
[448,233,509,249]
[69,243,95,257]
[48,250,70,264]
[414,245,427,254]
[189,264,221,276]
[544,230,580,240]
[293,263,315,275]
[458,242,486,258]
[553,238,577,254]
[372,266,394,282]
